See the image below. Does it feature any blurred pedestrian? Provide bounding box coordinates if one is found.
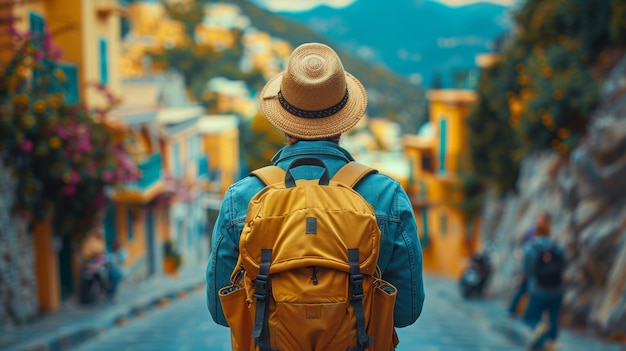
[80,225,106,262]
[106,238,127,296]
[508,212,547,316]
[521,212,566,351]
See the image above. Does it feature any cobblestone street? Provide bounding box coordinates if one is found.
[69,274,622,351]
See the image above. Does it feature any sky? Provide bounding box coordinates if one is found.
[252,0,515,12]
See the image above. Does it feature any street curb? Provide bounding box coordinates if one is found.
[7,280,205,351]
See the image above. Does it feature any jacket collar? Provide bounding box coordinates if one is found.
[271,140,355,166]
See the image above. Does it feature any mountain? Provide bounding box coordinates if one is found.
[271,0,512,88]
[224,0,429,133]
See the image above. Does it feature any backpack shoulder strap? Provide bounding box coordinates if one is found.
[250,166,285,186]
[332,162,378,188]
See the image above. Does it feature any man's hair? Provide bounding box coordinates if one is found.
[535,211,551,236]
[538,211,551,221]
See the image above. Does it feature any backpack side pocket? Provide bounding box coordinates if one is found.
[368,280,398,351]
[219,285,255,351]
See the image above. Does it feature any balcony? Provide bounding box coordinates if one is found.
[197,156,209,178]
[111,154,164,204]
[95,0,127,18]
[130,154,162,190]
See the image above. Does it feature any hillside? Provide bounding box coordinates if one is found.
[272,0,511,88]
[222,0,428,133]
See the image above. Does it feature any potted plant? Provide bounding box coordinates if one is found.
[163,239,182,276]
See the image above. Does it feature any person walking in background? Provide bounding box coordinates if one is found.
[521,212,566,351]
[106,238,127,297]
[508,212,548,316]
[206,42,425,350]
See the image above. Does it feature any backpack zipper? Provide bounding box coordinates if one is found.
[311,267,318,285]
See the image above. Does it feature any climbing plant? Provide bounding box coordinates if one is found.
[0,14,140,241]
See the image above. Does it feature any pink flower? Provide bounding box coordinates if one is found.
[69,170,80,184]
[76,140,92,153]
[60,185,76,196]
[55,126,69,139]
[102,170,114,183]
[33,51,44,62]
[19,139,34,153]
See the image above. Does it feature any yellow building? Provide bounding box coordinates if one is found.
[403,90,481,278]
[120,1,186,77]
[241,30,292,78]
[197,114,240,195]
[1,0,132,311]
[158,105,210,268]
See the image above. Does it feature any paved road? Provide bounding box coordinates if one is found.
[73,277,523,351]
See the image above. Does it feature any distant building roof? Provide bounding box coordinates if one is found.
[157,106,204,125]
[427,89,478,104]
[122,71,196,108]
[207,77,249,96]
[198,114,239,134]
[417,121,434,139]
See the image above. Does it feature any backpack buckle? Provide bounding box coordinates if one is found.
[350,274,364,300]
[254,274,269,300]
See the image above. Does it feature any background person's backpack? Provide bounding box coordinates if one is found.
[218,158,398,351]
[533,244,565,289]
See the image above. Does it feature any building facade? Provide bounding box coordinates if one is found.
[403,90,482,278]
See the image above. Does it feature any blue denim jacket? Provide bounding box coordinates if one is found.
[206,141,425,328]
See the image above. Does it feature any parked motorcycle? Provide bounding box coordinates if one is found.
[459,252,491,299]
[78,254,113,305]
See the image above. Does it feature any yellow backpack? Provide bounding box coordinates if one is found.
[219,158,398,351]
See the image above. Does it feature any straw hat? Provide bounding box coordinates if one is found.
[260,43,367,140]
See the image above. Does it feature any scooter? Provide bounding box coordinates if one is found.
[78,254,113,305]
[459,252,491,299]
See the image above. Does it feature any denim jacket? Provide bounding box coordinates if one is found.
[206,141,425,328]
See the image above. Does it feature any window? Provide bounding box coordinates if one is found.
[99,38,108,85]
[29,12,45,88]
[438,117,447,173]
[29,12,45,47]
[422,151,434,173]
[56,63,79,103]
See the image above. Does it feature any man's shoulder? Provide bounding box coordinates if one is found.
[224,174,266,200]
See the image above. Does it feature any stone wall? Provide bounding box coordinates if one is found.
[482,54,626,339]
[0,157,38,327]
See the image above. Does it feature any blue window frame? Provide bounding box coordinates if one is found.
[99,38,108,85]
[29,12,45,47]
[438,117,447,173]
[29,12,46,88]
[57,63,79,104]
[103,204,117,252]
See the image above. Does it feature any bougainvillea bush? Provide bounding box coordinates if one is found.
[0,17,140,241]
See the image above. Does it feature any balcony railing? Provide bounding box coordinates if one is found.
[124,154,163,191]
